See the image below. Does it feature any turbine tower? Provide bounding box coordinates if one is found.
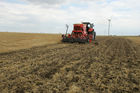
[108,19,111,36]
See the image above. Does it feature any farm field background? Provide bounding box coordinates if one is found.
[0,32,140,93]
[0,32,61,53]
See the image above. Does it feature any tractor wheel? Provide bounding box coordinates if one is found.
[93,32,96,40]
[87,38,89,43]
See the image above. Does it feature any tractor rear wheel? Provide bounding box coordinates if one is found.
[93,32,96,40]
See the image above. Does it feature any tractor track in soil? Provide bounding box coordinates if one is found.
[0,37,140,93]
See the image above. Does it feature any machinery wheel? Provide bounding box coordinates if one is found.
[93,32,96,40]
[70,38,74,43]
[87,38,89,43]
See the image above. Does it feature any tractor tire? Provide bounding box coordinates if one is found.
[93,32,96,40]
[87,38,89,43]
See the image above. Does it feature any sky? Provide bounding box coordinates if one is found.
[0,0,140,35]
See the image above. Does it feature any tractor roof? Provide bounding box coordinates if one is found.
[82,22,91,24]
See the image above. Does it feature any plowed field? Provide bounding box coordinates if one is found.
[0,37,140,93]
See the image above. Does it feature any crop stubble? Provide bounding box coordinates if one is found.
[0,37,140,93]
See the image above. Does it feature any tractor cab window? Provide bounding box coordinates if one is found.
[91,24,94,28]
[86,24,91,31]
[88,24,94,28]
[87,24,91,28]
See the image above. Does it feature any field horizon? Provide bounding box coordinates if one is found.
[0,32,139,53]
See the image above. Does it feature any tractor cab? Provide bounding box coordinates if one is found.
[82,22,94,33]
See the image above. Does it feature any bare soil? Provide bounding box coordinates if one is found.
[0,37,140,93]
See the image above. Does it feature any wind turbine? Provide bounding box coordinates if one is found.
[108,19,111,36]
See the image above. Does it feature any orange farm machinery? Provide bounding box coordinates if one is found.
[62,22,96,43]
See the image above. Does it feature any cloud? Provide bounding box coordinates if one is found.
[23,0,104,8]
[0,0,140,35]
[23,0,68,7]
[24,0,101,4]
[25,0,65,4]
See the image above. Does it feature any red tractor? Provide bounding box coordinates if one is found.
[62,22,96,43]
